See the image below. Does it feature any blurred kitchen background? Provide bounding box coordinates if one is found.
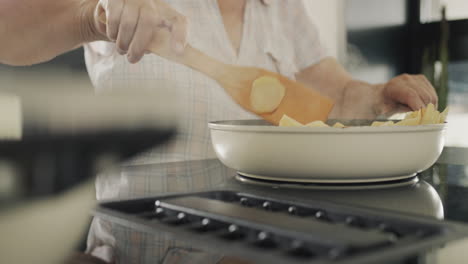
[0,0,467,146]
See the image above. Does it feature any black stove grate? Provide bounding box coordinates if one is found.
[95,190,468,264]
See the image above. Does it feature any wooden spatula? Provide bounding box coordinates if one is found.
[99,14,334,125]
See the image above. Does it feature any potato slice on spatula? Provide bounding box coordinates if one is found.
[250,76,286,114]
[98,10,335,125]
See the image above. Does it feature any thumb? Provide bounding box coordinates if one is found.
[76,0,108,42]
[93,2,108,39]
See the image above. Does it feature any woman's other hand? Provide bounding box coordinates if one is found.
[379,74,438,113]
[94,0,189,63]
[339,74,439,119]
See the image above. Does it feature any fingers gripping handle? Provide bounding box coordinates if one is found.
[97,7,177,55]
[98,8,225,82]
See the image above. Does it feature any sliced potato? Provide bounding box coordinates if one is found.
[421,103,439,125]
[278,104,447,129]
[250,76,286,114]
[397,109,422,126]
[371,121,395,127]
[371,121,385,127]
[395,117,420,126]
[406,109,421,120]
[332,122,346,128]
[305,120,329,127]
[439,107,449,123]
[382,121,395,126]
[279,114,304,127]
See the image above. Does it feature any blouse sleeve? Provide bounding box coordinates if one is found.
[280,0,329,71]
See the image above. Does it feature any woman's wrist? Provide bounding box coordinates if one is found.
[330,79,385,120]
[371,83,388,116]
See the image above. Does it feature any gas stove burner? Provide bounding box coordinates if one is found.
[235,174,419,190]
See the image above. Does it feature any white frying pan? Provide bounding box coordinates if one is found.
[209,120,446,183]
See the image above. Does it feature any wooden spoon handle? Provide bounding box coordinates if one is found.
[150,43,229,82]
[97,12,228,82]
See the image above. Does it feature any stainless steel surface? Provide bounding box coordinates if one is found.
[235,174,419,190]
[91,155,468,263]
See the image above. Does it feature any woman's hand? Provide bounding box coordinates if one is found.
[94,0,189,63]
[378,74,438,113]
[338,74,438,119]
[0,0,187,66]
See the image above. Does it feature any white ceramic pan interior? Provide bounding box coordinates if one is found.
[209,120,446,183]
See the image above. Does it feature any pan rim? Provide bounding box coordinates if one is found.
[208,119,447,134]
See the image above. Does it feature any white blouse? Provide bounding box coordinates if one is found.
[84,0,327,263]
[84,0,327,165]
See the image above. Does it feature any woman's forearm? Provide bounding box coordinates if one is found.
[297,57,435,120]
[0,0,102,66]
[296,58,388,119]
[296,57,353,118]
[337,80,385,119]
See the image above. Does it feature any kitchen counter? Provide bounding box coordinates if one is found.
[94,147,468,264]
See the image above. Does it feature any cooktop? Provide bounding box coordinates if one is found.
[95,147,468,264]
